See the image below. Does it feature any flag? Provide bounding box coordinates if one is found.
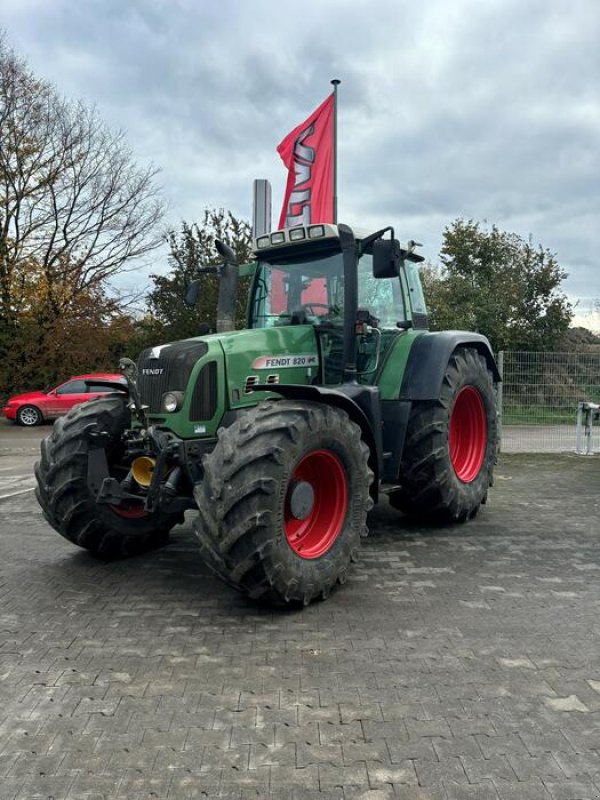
[277,94,334,229]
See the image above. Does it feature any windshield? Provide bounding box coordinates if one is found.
[250,250,406,329]
[250,251,344,328]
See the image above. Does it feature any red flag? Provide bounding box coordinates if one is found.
[277,94,334,229]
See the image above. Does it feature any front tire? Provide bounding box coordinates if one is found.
[390,347,497,522]
[194,401,373,606]
[17,405,42,426]
[35,396,181,557]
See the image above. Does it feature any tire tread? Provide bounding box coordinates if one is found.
[391,347,497,522]
[194,400,373,606]
[35,396,180,558]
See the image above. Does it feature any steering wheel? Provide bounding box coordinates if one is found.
[300,303,330,314]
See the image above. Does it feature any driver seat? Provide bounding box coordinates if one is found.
[289,309,308,325]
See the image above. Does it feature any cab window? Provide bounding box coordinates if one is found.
[251,251,344,328]
[404,262,427,315]
[358,254,406,328]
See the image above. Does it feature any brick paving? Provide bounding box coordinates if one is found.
[1,452,600,799]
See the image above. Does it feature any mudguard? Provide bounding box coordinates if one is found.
[399,331,500,401]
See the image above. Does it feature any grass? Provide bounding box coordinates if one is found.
[501,406,582,425]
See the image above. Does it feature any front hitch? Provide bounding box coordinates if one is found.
[86,425,192,515]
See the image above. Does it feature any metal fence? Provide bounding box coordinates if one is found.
[497,350,600,453]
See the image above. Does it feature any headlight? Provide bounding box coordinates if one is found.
[162,391,183,413]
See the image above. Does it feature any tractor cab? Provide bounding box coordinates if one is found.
[250,223,426,384]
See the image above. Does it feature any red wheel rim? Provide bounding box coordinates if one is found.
[284,449,348,559]
[449,386,487,483]
[109,503,147,519]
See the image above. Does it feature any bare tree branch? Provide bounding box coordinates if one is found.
[0,33,165,324]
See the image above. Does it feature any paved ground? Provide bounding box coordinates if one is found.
[1,420,600,799]
[0,418,46,499]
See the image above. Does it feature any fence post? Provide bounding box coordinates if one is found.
[576,401,599,455]
[496,350,504,455]
[575,401,583,454]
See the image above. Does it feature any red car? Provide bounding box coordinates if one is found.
[2,373,127,426]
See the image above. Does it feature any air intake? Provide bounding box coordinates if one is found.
[137,341,208,413]
[190,361,218,421]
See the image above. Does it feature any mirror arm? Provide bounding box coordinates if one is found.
[358,226,394,256]
[183,240,237,310]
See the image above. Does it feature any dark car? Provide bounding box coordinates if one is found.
[2,373,127,426]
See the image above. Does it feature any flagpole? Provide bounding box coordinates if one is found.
[331,78,340,224]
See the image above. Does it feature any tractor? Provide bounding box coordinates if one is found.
[35,222,499,606]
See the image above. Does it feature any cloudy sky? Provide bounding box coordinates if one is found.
[3,0,599,322]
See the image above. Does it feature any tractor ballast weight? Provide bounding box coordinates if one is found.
[35,221,499,606]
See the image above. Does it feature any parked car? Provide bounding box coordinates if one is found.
[2,373,127,426]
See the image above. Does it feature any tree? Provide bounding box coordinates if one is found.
[0,34,164,329]
[147,209,253,342]
[422,219,572,352]
[0,286,139,398]
[0,33,165,399]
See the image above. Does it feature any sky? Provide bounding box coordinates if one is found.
[3,0,600,327]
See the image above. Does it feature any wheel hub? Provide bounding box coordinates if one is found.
[288,480,315,520]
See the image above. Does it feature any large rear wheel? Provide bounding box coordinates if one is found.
[35,396,182,557]
[390,347,497,522]
[194,400,373,606]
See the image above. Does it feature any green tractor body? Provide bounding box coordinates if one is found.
[35,222,499,605]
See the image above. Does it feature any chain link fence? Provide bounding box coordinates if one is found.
[497,350,600,453]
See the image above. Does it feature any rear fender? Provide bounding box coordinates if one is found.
[399,332,500,401]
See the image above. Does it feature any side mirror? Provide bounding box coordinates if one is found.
[372,238,402,278]
[184,264,220,306]
[185,280,200,307]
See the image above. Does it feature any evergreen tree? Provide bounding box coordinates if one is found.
[422,219,572,352]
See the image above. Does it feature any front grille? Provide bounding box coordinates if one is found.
[190,361,218,421]
[137,340,208,413]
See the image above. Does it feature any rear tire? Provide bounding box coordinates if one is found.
[35,396,181,557]
[390,347,497,522]
[194,400,373,606]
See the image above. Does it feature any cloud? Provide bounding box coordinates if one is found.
[3,0,599,305]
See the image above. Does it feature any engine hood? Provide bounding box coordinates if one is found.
[215,325,320,410]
